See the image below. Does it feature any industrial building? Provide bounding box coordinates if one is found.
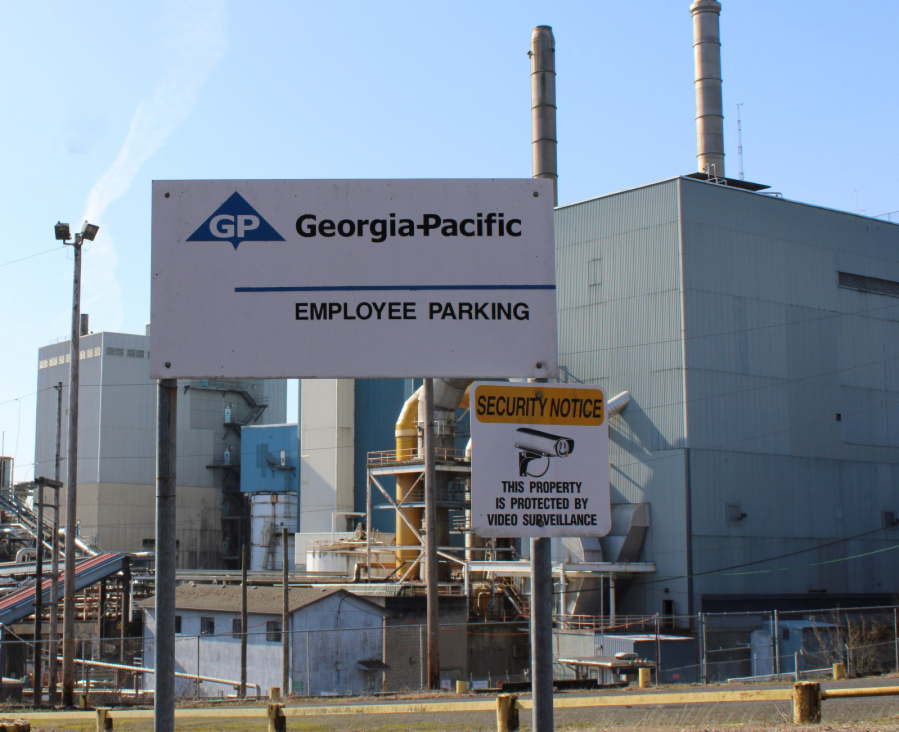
[33,324,286,568]
[289,0,899,624]
[556,175,899,617]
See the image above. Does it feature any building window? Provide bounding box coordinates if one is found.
[142,539,155,549]
[200,617,215,636]
[266,620,282,643]
[781,627,790,641]
[106,347,124,356]
[838,271,899,298]
[174,616,182,634]
[232,618,242,635]
[884,511,898,530]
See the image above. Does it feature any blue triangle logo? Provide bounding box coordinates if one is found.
[186,192,285,250]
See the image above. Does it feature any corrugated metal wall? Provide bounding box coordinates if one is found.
[557,176,899,615]
[680,179,899,602]
[34,330,288,567]
[299,379,355,533]
[555,179,690,617]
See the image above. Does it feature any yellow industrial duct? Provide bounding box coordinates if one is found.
[395,387,423,578]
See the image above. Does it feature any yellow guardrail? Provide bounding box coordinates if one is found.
[10,682,899,729]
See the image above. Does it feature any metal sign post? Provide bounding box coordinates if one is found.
[470,382,611,732]
[150,178,557,727]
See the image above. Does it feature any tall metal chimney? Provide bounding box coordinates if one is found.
[530,25,557,205]
[691,0,725,177]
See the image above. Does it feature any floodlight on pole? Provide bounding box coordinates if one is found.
[81,222,100,241]
[56,217,97,706]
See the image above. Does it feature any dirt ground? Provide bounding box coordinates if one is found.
[12,675,899,731]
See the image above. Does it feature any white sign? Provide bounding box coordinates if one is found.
[150,179,557,379]
[470,382,610,538]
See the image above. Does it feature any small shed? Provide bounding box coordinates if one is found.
[141,585,392,697]
[595,634,697,684]
[750,620,842,678]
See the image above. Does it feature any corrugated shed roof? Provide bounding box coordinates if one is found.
[138,585,388,616]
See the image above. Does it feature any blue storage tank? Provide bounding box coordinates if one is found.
[240,423,299,494]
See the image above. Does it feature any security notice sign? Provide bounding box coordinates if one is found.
[470,382,610,538]
[150,179,556,379]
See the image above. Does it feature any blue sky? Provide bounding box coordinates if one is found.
[1,0,897,482]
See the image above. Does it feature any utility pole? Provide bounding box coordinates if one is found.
[56,219,98,707]
[423,379,440,690]
[49,382,62,705]
[31,478,61,707]
[282,526,289,696]
[33,480,44,706]
[154,378,177,732]
[239,537,248,699]
[61,229,82,708]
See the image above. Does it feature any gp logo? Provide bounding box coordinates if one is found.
[187,192,285,249]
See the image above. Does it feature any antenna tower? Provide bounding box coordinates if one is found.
[736,103,744,181]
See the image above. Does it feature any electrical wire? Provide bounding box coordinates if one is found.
[0,247,67,269]
[552,524,898,597]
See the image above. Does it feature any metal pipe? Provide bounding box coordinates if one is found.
[240,537,248,698]
[610,576,616,625]
[423,378,440,690]
[691,0,725,177]
[366,473,372,579]
[54,655,261,696]
[62,236,82,707]
[394,388,423,576]
[282,526,289,696]
[607,391,631,416]
[49,383,62,705]
[530,26,557,205]
[154,378,177,732]
[33,481,44,705]
[773,609,781,676]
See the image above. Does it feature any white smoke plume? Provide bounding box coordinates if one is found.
[81,0,228,325]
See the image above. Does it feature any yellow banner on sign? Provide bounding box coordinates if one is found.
[473,384,604,426]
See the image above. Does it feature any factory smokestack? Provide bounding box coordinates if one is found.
[530,25,557,205]
[691,0,725,178]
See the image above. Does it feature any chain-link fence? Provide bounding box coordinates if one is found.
[10,607,899,706]
[10,621,532,706]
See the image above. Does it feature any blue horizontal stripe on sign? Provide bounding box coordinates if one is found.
[235,285,556,292]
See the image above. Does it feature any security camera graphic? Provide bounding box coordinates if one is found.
[515,427,575,477]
